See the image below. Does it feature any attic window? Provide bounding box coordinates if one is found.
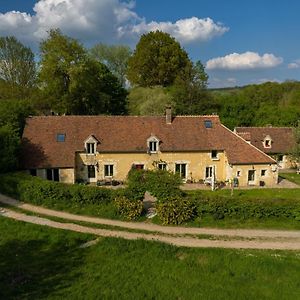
[204,120,212,128]
[86,143,96,154]
[56,133,65,142]
[147,136,160,153]
[264,140,271,148]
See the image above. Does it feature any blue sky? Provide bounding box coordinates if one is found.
[0,0,299,88]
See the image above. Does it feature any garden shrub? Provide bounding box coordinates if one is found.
[114,196,143,220]
[156,197,197,225]
[126,168,183,202]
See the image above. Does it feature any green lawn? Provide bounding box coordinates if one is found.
[0,217,300,299]
[280,173,300,185]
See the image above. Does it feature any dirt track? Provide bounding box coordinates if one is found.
[1,193,300,250]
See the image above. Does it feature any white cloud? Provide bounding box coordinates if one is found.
[123,17,229,44]
[0,0,228,48]
[288,59,300,69]
[206,51,283,70]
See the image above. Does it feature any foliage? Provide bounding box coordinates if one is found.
[0,36,36,98]
[144,169,183,201]
[38,29,127,115]
[0,125,20,173]
[127,86,175,115]
[0,172,115,207]
[212,81,300,129]
[0,99,34,135]
[126,168,183,201]
[188,192,300,221]
[156,196,197,225]
[290,123,300,164]
[90,43,132,86]
[114,196,143,220]
[127,31,192,87]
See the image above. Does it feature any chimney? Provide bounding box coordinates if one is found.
[165,105,172,124]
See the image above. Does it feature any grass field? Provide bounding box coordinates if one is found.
[280,173,300,185]
[0,217,300,299]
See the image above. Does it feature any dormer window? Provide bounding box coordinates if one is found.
[147,136,160,153]
[84,135,99,155]
[149,141,158,152]
[263,135,272,148]
[86,143,95,154]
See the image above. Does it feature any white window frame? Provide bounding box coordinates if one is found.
[175,163,188,179]
[147,136,160,154]
[84,135,98,155]
[263,135,272,149]
[158,162,167,170]
[104,164,114,177]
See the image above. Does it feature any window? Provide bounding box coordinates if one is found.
[104,164,114,177]
[175,163,187,178]
[46,169,59,181]
[158,163,167,170]
[134,164,144,170]
[236,170,241,177]
[56,133,65,142]
[30,169,37,176]
[88,165,96,178]
[261,169,267,176]
[86,143,96,154]
[149,141,158,152]
[205,166,213,178]
[204,120,212,128]
[248,170,255,182]
[264,139,271,148]
[211,150,218,159]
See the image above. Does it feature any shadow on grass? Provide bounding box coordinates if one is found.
[0,238,84,299]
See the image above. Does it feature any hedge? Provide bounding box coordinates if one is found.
[0,172,115,207]
[189,194,300,221]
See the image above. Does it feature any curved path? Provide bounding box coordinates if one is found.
[1,194,300,250]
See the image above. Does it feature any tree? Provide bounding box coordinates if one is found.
[90,43,132,86]
[0,124,20,173]
[0,36,36,97]
[291,122,300,167]
[38,29,127,115]
[127,86,175,115]
[169,60,214,115]
[127,31,192,87]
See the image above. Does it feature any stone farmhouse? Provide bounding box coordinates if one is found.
[21,109,278,187]
[234,126,296,169]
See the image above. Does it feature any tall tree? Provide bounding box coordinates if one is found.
[90,43,132,86]
[127,31,192,87]
[127,86,175,116]
[0,36,36,97]
[38,29,127,115]
[169,60,213,115]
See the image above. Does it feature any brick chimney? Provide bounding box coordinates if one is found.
[165,105,172,124]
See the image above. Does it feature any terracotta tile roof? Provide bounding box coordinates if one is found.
[21,115,275,169]
[235,127,295,154]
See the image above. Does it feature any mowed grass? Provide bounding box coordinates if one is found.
[280,173,300,186]
[1,217,300,299]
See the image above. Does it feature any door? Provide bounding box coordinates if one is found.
[87,165,97,183]
[248,170,255,185]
